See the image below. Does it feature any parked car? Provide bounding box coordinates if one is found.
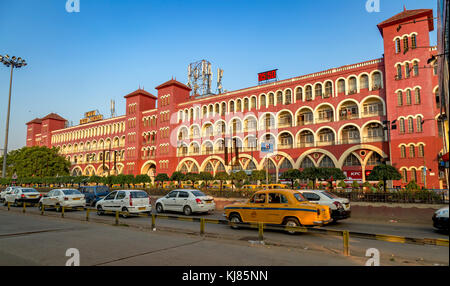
[96,190,151,218]
[155,189,215,216]
[296,190,351,222]
[38,189,86,212]
[4,188,42,206]
[0,186,18,203]
[78,185,110,207]
[224,189,332,234]
[432,206,449,231]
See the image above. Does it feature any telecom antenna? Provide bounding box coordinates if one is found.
[110,100,116,118]
[187,59,224,97]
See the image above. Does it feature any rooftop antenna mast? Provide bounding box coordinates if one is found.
[110,100,116,118]
[187,59,218,97]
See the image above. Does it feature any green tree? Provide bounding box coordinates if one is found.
[135,174,151,187]
[185,173,201,187]
[0,146,71,178]
[250,170,266,185]
[367,164,402,192]
[170,171,185,187]
[215,171,230,192]
[155,173,170,188]
[280,169,301,187]
[89,175,102,186]
[199,172,214,190]
[231,171,248,190]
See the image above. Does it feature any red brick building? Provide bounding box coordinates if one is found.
[26,9,446,189]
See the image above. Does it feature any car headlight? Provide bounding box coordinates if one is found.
[435,209,449,216]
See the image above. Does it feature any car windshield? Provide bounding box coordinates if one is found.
[191,191,206,197]
[62,189,81,195]
[131,191,148,198]
[321,191,338,199]
[293,193,306,202]
[21,189,37,193]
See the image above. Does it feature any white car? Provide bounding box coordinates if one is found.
[155,189,215,216]
[38,189,86,212]
[0,186,18,203]
[296,190,351,222]
[432,206,449,231]
[96,190,151,218]
[4,188,42,206]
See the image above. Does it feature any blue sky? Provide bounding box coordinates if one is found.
[0,0,437,151]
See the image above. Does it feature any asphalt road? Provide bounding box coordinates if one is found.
[0,205,448,266]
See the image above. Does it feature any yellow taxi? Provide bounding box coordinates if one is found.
[224,189,332,232]
[242,185,259,191]
[261,184,288,190]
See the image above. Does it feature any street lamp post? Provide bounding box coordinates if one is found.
[0,55,27,178]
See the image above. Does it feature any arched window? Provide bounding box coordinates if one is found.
[408,118,414,133]
[413,61,419,76]
[260,95,266,108]
[406,90,412,105]
[251,97,257,109]
[205,162,214,173]
[367,152,383,166]
[399,118,405,134]
[325,82,333,97]
[360,75,369,90]
[284,90,292,105]
[435,87,440,109]
[217,162,226,172]
[409,145,415,158]
[372,72,381,89]
[403,36,409,51]
[396,65,403,80]
[305,86,313,101]
[296,88,303,101]
[221,102,226,116]
[300,157,314,169]
[236,99,242,112]
[416,116,423,132]
[418,144,425,157]
[415,88,421,104]
[319,156,335,168]
[268,93,274,106]
[315,84,323,98]
[348,77,357,93]
[337,80,346,94]
[276,91,283,105]
[343,154,361,166]
[244,98,249,111]
[405,62,410,78]
[229,101,235,113]
[395,38,401,53]
[411,34,417,49]
[279,158,293,170]
[402,169,408,183]
[397,91,403,106]
[411,168,417,182]
[400,146,406,158]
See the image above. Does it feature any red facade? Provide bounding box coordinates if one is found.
[26,9,445,189]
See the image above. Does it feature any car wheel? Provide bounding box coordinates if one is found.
[97,205,104,216]
[156,203,164,213]
[229,214,242,229]
[284,218,301,235]
[121,207,130,218]
[183,206,192,216]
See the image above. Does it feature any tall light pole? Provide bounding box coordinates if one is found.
[0,54,27,178]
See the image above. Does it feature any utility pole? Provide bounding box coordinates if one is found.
[0,55,27,178]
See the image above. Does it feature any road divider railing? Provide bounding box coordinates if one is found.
[2,202,448,256]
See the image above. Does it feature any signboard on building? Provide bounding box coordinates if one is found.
[343,170,363,183]
[80,110,103,125]
[261,143,273,153]
[258,69,278,84]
